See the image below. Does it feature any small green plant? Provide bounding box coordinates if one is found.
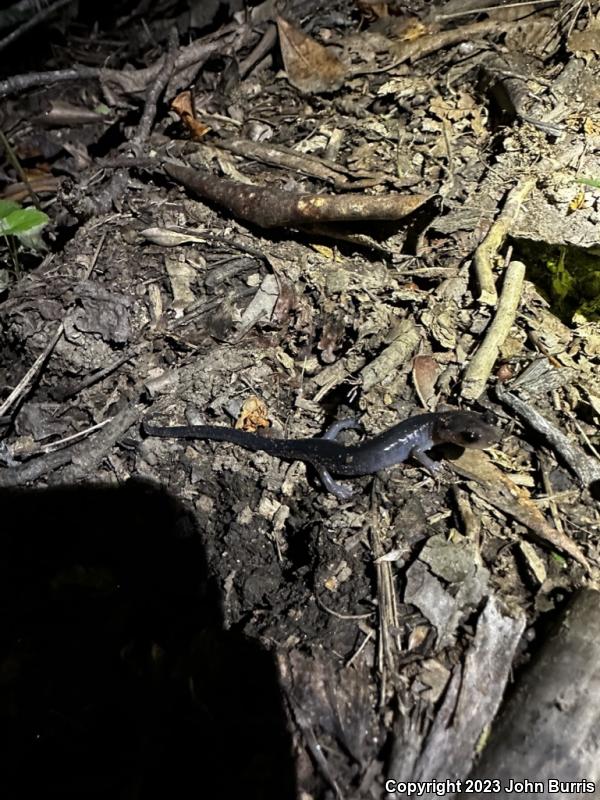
[0,199,48,245]
[0,199,49,288]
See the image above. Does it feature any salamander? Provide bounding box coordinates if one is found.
[142,410,501,500]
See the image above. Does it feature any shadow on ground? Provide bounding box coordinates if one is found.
[0,479,296,799]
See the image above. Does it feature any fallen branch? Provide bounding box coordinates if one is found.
[461,259,525,400]
[131,28,179,147]
[165,163,429,229]
[496,386,600,489]
[0,24,244,100]
[474,178,535,305]
[0,0,76,54]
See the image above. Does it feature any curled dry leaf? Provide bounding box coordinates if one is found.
[140,227,207,247]
[276,16,347,94]
[171,90,211,140]
[450,449,590,572]
[412,354,439,410]
[235,395,270,432]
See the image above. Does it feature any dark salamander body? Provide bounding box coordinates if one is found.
[143,410,501,500]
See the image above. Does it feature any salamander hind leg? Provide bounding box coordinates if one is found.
[322,418,363,441]
[316,466,354,501]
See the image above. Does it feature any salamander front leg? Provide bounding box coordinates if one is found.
[322,419,363,441]
[411,448,442,477]
[316,466,354,501]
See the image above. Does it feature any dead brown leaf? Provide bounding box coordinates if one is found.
[171,90,211,140]
[276,16,346,94]
[412,355,439,410]
[450,450,590,573]
[235,395,270,432]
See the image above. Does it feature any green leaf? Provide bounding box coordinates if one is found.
[575,176,600,189]
[0,207,49,235]
[0,200,21,220]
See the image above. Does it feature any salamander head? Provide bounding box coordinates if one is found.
[432,411,502,450]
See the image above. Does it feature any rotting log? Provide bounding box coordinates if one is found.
[462,588,600,798]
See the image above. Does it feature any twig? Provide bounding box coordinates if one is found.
[34,418,112,455]
[451,451,591,571]
[165,162,428,229]
[0,66,100,98]
[52,403,139,483]
[215,137,386,190]
[436,0,557,19]
[0,0,76,54]
[0,404,138,487]
[238,23,277,78]
[474,178,535,305]
[0,24,243,99]
[0,129,41,209]
[462,259,525,400]
[539,454,566,536]
[0,0,56,33]
[54,348,138,401]
[0,323,63,418]
[387,18,510,65]
[369,484,401,706]
[131,28,179,147]
[496,386,600,488]
[316,596,373,620]
[287,701,343,800]
[345,627,375,670]
[570,415,600,462]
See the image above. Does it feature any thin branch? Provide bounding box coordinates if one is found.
[0,0,76,54]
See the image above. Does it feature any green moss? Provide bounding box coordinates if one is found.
[512,240,600,322]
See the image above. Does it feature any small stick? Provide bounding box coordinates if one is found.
[0,322,63,418]
[496,386,600,488]
[165,163,428,229]
[0,0,76,54]
[0,130,41,208]
[132,28,179,147]
[474,178,535,305]
[238,23,277,78]
[436,0,557,20]
[0,66,100,98]
[462,259,525,400]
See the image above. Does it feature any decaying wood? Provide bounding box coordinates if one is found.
[165,163,430,229]
[387,595,526,792]
[497,386,600,490]
[451,449,591,572]
[462,260,525,400]
[474,178,535,305]
[464,589,600,793]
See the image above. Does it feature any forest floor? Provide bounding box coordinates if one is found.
[1,1,599,798]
